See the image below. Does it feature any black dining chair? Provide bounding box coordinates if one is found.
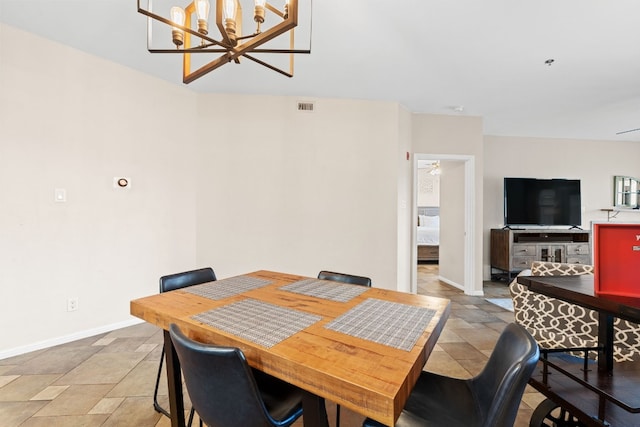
[362,323,539,427]
[154,267,217,419]
[317,270,372,427]
[317,270,372,288]
[169,323,304,427]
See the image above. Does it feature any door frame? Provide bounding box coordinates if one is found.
[412,153,478,296]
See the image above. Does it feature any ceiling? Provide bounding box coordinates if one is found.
[2,0,640,142]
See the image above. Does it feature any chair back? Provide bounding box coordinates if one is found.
[529,261,593,276]
[159,267,216,293]
[509,262,600,358]
[169,324,283,427]
[472,323,539,427]
[529,261,599,352]
[523,262,640,362]
[317,270,371,287]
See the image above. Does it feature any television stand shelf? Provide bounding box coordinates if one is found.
[490,228,591,281]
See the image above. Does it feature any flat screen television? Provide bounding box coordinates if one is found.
[504,178,582,227]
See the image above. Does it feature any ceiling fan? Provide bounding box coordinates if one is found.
[616,128,640,135]
[426,161,441,176]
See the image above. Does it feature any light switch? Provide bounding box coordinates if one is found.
[54,188,66,203]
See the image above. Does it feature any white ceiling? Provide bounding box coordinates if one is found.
[2,0,640,142]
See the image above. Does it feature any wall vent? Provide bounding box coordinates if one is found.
[297,101,315,112]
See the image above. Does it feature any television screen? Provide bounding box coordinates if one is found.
[504,178,582,227]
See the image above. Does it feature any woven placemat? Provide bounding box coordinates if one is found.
[183,275,272,300]
[192,298,321,348]
[280,278,369,302]
[324,298,437,351]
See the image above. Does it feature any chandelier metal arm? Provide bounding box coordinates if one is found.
[147,47,310,54]
[148,48,228,53]
[265,3,285,18]
[228,18,296,59]
[247,48,310,53]
[184,54,233,83]
[235,32,260,42]
[183,17,296,83]
[242,53,293,77]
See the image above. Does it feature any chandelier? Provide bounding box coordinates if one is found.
[137,0,311,83]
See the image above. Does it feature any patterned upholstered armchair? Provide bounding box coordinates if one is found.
[509,261,640,362]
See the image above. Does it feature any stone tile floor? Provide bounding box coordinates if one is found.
[0,265,544,426]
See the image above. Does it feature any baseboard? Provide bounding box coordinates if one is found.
[439,275,484,297]
[0,317,144,360]
[438,275,463,291]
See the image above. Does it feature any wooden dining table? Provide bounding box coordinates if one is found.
[130,270,451,427]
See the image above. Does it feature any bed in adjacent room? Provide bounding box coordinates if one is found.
[417,207,439,262]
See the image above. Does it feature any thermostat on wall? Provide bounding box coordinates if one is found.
[113,177,131,189]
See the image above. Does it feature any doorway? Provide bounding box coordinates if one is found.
[412,154,477,296]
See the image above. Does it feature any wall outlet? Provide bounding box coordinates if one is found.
[67,297,78,312]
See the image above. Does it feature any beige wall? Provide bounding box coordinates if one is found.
[396,106,413,292]
[9,20,635,357]
[483,135,640,279]
[412,114,484,295]
[194,94,405,290]
[439,161,466,286]
[0,25,199,355]
[1,23,417,356]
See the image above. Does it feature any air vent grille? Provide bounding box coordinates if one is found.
[297,101,315,112]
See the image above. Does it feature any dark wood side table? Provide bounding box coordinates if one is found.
[517,275,640,426]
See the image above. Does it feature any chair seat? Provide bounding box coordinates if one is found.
[364,371,481,427]
[364,323,539,427]
[252,370,304,423]
[169,323,303,427]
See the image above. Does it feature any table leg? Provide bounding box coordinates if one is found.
[164,330,186,427]
[301,392,329,427]
[597,312,614,372]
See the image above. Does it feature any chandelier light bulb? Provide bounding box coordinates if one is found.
[254,0,266,24]
[195,0,210,19]
[223,0,237,20]
[223,0,238,45]
[170,6,186,47]
[195,0,210,35]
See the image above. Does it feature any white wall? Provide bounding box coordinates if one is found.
[194,94,405,290]
[0,25,199,355]
[483,135,640,279]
